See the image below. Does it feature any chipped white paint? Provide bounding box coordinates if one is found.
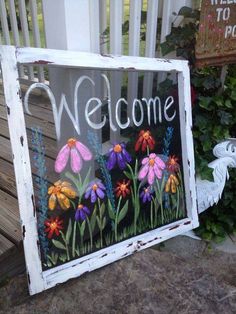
[43,218,196,289]
[0,45,198,295]
[0,46,45,295]
[178,63,198,223]
[17,47,186,73]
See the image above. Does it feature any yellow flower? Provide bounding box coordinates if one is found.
[165,174,179,194]
[48,180,76,210]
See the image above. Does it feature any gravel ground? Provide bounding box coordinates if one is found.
[0,236,235,314]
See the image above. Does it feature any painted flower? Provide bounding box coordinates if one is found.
[48,180,76,210]
[138,153,166,185]
[107,143,131,170]
[75,204,90,221]
[165,174,179,194]
[85,179,106,203]
[140,186,152,203]
[55,138,92,173]
[166,155,180,173]
[115,179,131,198]
[135,130,155,152]
[44,217,63,239]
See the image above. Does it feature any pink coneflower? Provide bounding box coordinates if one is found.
[138,153,165,185]
[55,138,92,173]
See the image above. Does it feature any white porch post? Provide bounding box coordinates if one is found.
[42,0,101,174]
[42,0,99,52]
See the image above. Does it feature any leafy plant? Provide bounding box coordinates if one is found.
[52,219,73,261]
[161,6,236,241]
[65,168,91,202]
[125,160,142,235]
[45,252,59,268]
[96,201,106,248]
[108,199,129,242]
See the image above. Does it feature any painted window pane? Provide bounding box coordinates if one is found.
[23,68,187,270]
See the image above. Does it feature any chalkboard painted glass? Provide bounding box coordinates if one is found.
[0,46,198,295]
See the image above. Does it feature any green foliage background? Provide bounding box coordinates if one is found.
[161,7,236,242]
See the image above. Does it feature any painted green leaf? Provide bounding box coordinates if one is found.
[52,239,66,251]
[134,159,139,177]
[80,167,91,195]
[80,220,86,237]
[65,171,80,193]
[75,247,80,257]
[171,195,177,208]
[90,207,97,232]
[100,203,105,217]
[108,200,115,220]
[96,216,102,229]
[118,200,129,224]
[60,231,66,243]
[123,171,132,180]
[66,219,72,243]
[102,217,106,229]
[59,253,67,262]
[47,261,52,268]
[70,199,76,210]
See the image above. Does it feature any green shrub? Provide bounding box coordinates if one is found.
[161,7,236,242]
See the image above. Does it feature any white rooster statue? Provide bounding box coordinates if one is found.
[186,138,236,239]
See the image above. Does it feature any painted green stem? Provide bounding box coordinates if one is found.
[72,221,78,258]
[115,196,122,242]
[86,215,93,251]
[60,231,70,261]
[156,179,165,225]
[126,160,141,235]
[176,187,180,219]
[98,199,103,248]
[150,200,154,229]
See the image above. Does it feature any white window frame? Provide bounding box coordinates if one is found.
[0,46,198,295]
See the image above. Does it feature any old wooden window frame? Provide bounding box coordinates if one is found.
[0,45,199,295]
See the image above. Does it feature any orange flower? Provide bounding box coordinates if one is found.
[135,130,155,152]
[44,217,63,239]
[48,180,76,210]
[165,174,179,193]
[166,155,180,173]
[115,180,131,198]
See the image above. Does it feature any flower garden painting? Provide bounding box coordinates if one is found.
[32,122,186,270]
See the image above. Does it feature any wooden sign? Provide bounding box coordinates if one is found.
[196,0,236,67]
[0,46,198,295]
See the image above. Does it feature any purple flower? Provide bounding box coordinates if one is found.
[75,204,90,221]
[85,179,106,203]
[138,153,166,185]
[140,186,152,203]
[107,143,131,170]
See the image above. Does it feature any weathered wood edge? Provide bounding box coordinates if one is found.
[178,64,199,224]
[43,218,197,289]
[0,45,45,294]
[16,46,187,73]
